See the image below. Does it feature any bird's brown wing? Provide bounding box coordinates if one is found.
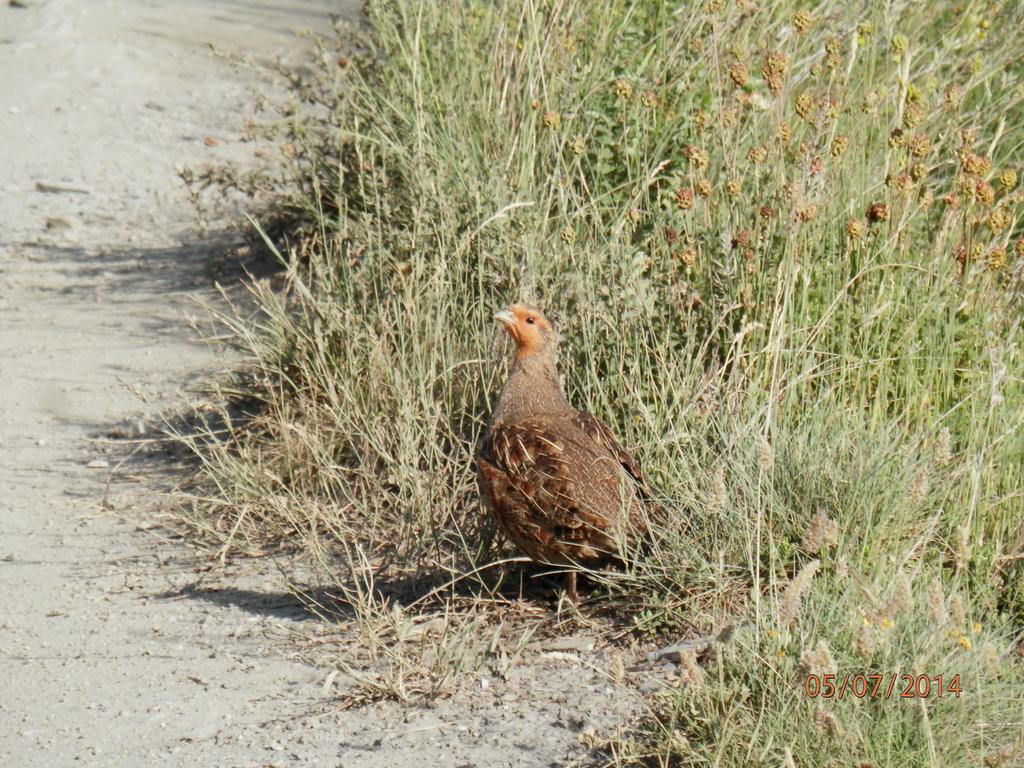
[570,411,654,497]
[565,410,659,538]
[477,419,623,565]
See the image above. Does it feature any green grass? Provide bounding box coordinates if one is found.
[179,0,1024,764]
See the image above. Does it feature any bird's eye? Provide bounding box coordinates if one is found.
[526,316,535,325]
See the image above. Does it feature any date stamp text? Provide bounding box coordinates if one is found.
[803,673,962,700]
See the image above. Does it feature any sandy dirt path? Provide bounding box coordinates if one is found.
[0,2,361,764]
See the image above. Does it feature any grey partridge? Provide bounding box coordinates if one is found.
[476,303,649,602]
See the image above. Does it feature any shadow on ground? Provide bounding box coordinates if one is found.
[52,229,618,631]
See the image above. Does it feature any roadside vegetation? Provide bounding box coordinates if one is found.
[180,0,1024,764]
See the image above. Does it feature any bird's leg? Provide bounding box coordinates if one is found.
[565,571,578,604]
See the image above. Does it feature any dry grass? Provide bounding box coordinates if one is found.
[177,0,1024,764]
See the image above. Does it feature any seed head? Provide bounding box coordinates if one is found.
[934,427,953,465]
[726,178,743,198]
[999,169,1018,190]
[903,104,924,130]
[542,111,561,130]
[706,465,726,515]
[846,218,865,240]
[780,559,820,627]
[696,178,712,197]
[793,9,812,33]
[908,468,930,504]
[891,33,909,57]
[762,52,788,96]
[570,135,586,155]
[975,181,996,205]
[927,578,948,625]
[987,247,1007,271]
[799,639,837,679]
[831,135,849,158]
[855,622,875,657]
[866,203,890,223]
[748,145,767,164]
[559,225,576,245]
[892,573,914,614]
[614,79,632,100]
[908,134,931,158]
[684,144,709,170]
[801,509,839,552]
[679,247,697,268]
[776,121,792,144]
[1016,237,1024,259]
[985,745,1017,768]
[795,92,815,121]
[987,207,1011,233]
[675,187,695,210]
[640,90,658,109]
[961,151,992,177]
[815,707,842,738]
[729,61,749,88]
[955,524,972,568]
[796,204,818,222]
[910,163,927,182]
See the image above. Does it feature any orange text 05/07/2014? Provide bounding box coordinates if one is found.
[803,673,962,700]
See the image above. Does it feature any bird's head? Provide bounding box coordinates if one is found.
[494,303,556,361]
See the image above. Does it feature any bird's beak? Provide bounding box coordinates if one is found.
[494,309,519,342]
[494,310,516,329]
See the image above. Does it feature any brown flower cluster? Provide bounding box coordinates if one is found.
[762,52,788,96]
[866,203,890,223]
[675,187,695,210]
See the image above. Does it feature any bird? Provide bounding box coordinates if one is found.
[475,303,650,603]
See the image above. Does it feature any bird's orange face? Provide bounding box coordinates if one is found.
[495,303,554,360]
